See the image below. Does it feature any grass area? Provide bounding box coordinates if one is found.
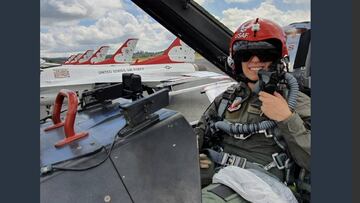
[132,52,163,63]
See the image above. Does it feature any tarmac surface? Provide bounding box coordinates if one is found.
[40,58,232,123]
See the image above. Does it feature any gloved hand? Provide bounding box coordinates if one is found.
[199,153,212,169]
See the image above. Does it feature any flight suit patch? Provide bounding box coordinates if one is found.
[227,97,243,112]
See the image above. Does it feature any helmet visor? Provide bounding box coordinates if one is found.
[232,41,281,62]
[234,49,280,62]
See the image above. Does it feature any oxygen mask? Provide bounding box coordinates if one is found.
[253,60,286,94]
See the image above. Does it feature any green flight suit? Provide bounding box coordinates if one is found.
[195,82,311,202]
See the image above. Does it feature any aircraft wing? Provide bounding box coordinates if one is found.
[201,80,237,102]
[41,70,227,88]
[148,71,229,88]
[40,66,231,106]
[40,62,62,69]
[91,70,229,88]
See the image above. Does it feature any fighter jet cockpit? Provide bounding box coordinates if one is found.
[40,1,311,202]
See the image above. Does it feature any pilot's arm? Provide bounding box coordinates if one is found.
[259,90,311,171]
[276,91,311,171]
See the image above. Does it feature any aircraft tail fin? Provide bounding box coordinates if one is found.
[68,53,83,64]
[64,55,76,64]
[112,38,138,63]
[76,50,94,64]
[134,38,195,65]
[79,46,110,64]
[95,38,138,64]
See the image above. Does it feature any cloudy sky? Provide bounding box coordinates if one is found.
[40,0,310,58]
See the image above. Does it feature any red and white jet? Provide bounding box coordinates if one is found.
[66,53,83,64]
[70,38,139,65]
[41,38,227,105]
[92,38,138,64]
[69,46,110,65]
[134,38,194,65]
[63,55,76,64]
[73,50,94,64]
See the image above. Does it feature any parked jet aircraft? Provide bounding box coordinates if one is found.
[134,38,194,65]
[76,46,110,65]
[40,38,227,105]
[74,50,94,64]
[65,53,81,64]
[63,55,76,64]
[93,38,138,64]
[65,38,138,66]
[40,58,62,69]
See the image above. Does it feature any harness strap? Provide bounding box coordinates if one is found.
[204,149,290,172]
[264,153,289,170]
[217,99,230,118]
[217,86,236,118]
[231,128,274,140]
[217,82,248,118]
[273,134,287,150]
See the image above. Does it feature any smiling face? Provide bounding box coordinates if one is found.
[232,40,281,82]
[241,55,273,81]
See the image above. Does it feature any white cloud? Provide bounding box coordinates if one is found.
[194,0,206,5]
[40,33,57,50]
[283,0,310,4]
[40,0,310,58]
[40,0,123,26]
[225,0,252,3]
[193,0,215,6]
[220,1,310,31]
[41,3,174,58]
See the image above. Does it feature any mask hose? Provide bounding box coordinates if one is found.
[214,73,299,135]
